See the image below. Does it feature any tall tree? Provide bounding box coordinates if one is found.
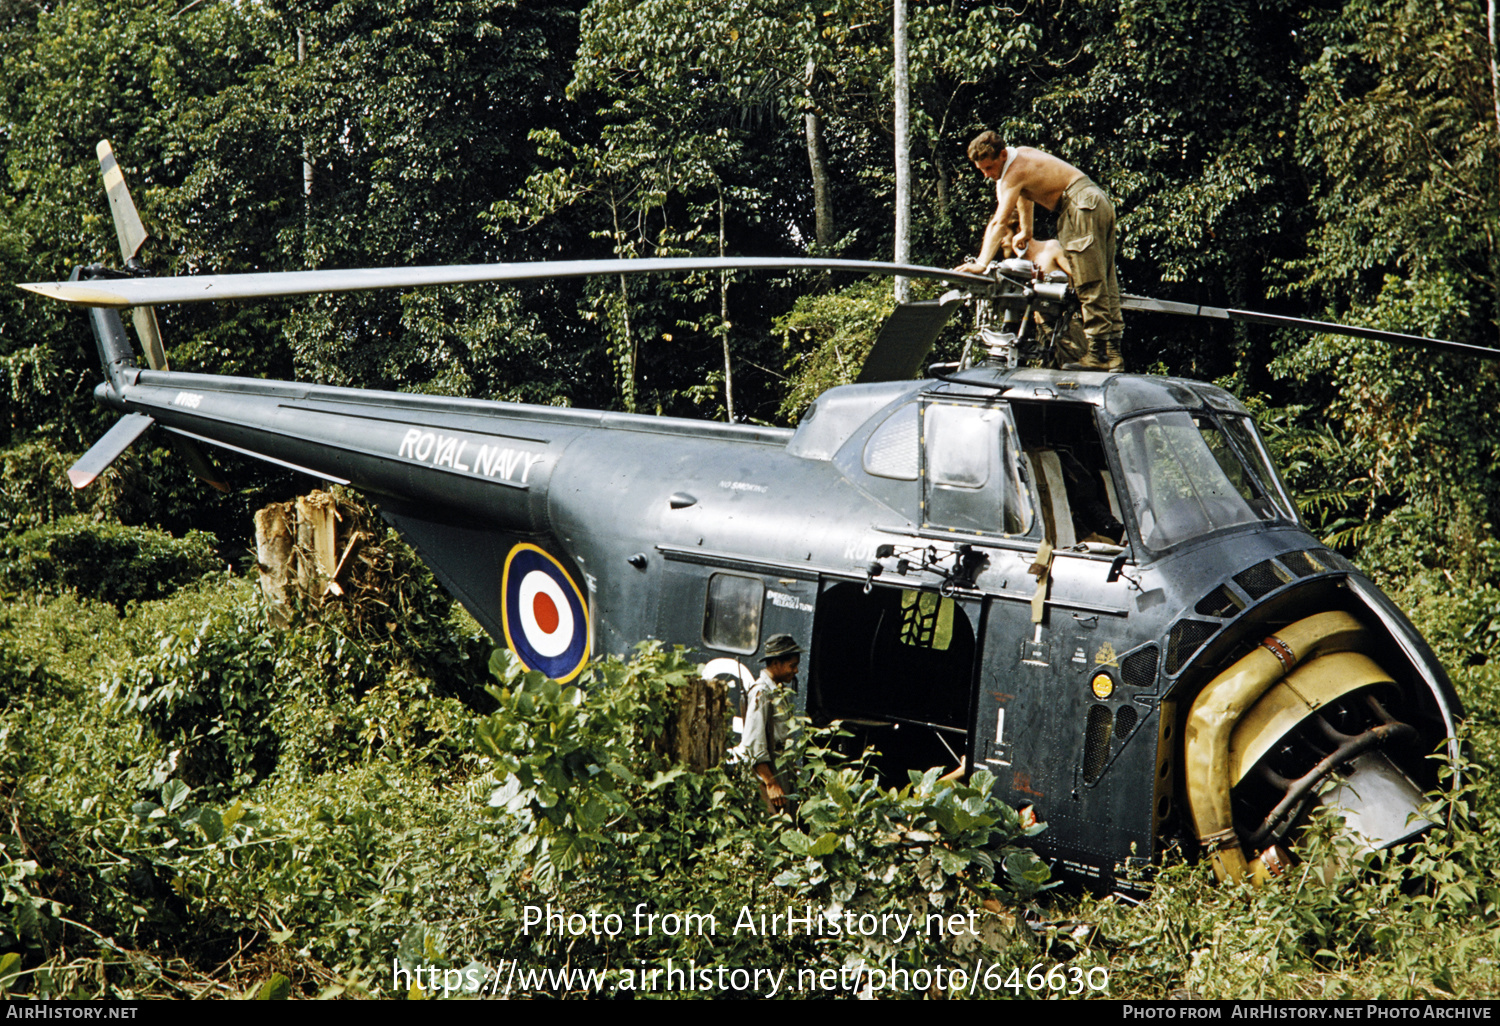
[254,0,597,404]
[573,0,1035,264]
[1277,0,1500,578]
[0,0,289,447]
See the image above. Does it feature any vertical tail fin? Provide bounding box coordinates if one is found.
[66,142,227,492]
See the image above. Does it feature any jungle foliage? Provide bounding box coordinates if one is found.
[2,0,1500,1001]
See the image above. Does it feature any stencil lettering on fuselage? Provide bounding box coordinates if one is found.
[396,428,544,485]
[842,536,883,563]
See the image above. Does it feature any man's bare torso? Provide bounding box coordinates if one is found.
[979,146,1084,211]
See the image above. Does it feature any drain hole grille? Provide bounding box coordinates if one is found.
[1083,705,1114,783]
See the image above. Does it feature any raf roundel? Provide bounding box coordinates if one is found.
[501,543,590,682]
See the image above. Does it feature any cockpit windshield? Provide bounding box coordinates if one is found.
[1113,411,1298,553]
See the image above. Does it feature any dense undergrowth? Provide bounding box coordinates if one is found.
[0,546,1049,999]
[2,485,1500,999]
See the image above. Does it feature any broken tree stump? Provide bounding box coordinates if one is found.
[253,502,295,628]
[651,676,729,772]
[253,488,358,627]
[294,491,340,598]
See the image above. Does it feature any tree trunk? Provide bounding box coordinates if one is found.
[893,0,911,304]
[935,149,948,218]
[254,504,295,628]
[609,194,637,411]
[650,677,729,772]
[805,112,834,251]
[616,274,636,411]
[1491,0,1500,156]
[255,490,350,628]
[804,58,834,252]
[1489,0,1500,345]
[718,189,735,422]
[295,492,340,598]
[297,28,314,202]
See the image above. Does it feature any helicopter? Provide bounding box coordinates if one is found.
[21,142,1495,893]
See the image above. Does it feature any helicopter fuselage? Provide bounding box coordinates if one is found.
[92,345,1461,891]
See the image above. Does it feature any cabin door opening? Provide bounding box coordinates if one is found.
[808,581,978,783]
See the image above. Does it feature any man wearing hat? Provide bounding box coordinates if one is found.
[735,633,801,813]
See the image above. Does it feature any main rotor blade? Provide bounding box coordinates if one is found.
[22,258,994,309]
[98,141,148,264]
[857,294,966,383]
[1121,293,1500,360]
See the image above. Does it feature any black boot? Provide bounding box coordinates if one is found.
[1063,333,1124,373]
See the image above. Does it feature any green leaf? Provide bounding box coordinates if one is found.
[807,831,839,857]
[161,779,190,813]
[915,855,945,892]
[255,974,291,1000]
[644,767,686,791]
[0,952,21,993]
[550,830,586,871]
[192,806,224,843]
[576,794,609,831]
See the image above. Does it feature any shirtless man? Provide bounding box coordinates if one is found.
[955,132,1124,372]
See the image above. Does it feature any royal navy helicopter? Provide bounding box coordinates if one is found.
[21,143,1495,892]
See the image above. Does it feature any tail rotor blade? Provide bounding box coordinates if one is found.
[98,140,148,264]
[68,413,156,489]
[131,306,169,371]
[99,141,172,373]
[95,143,223,489]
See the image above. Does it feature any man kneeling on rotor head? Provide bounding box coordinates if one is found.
[955,131,1124,373]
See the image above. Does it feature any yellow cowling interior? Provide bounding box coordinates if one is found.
[1182,611,1378,883]
[1229,650,1396,784]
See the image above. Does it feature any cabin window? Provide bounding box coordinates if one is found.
[862,402,919,480]
[920,400,1032,537]
[702,573,764,654]
[925,404,992,489]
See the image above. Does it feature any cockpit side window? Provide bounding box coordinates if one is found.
[1113,411,1296,552]
[1009,400,1126,550]
[1220,415,1299,522]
